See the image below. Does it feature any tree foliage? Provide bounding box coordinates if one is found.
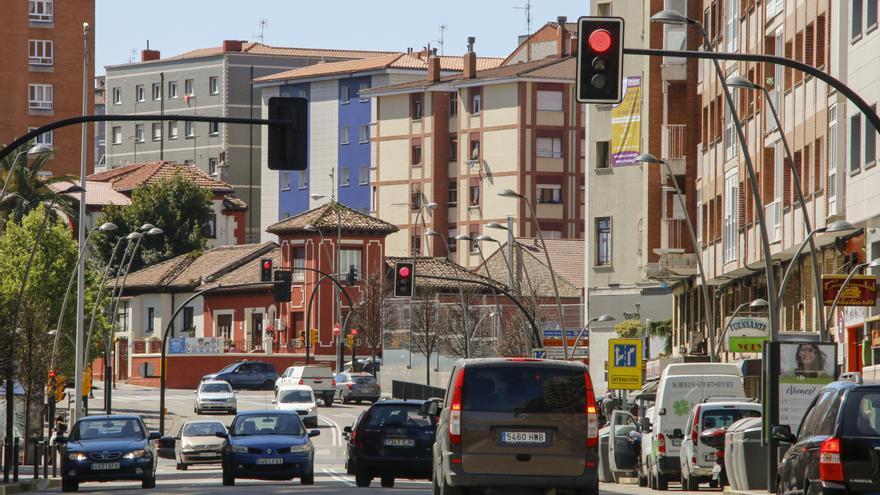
[410,292,440,387]
[0,143,78,227]
[648,319,673,355]
[614,319,645,338]
[350,269,388,373]
[91,174,213,272]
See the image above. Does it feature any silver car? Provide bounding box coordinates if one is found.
[334,372,380,404]
[194,380,237,414]
[175,420,227,470]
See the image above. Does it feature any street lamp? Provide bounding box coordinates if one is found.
[637,152,717,359]
[497,188,568,357]
[570,314,615,357]
[715,298,770,357]
[824,258,880,332]
[469,311,497,357]
[488,218,518,292]
[425,229,451,258]
[48,329,74,348]
[0,143,53,201]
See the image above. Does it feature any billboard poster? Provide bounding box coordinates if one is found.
[777,342,837,431]
[821,274,877,306]
[610,76,642,166]
[168,337,224,355]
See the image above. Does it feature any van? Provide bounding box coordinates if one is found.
[432,358,600,495]
[275,365,336,407]
[641,363,745,490]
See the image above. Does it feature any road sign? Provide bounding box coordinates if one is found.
[608,338,643,390]
[533,348,546,359]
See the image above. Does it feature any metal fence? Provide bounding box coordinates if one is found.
[391,380,446,401]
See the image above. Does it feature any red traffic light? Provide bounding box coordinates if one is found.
[263,260,272,270]
[399,266,411,278]
[48,370,56,378]
[351,328,359,335]
[588,29,613,53]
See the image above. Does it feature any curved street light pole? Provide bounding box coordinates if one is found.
[824,259,880,332]
[714,298,769,357]
[569,314,615,359]
[0,144,53,202]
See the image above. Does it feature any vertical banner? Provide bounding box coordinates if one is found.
[777,342,837,431]
[610,76,642,166]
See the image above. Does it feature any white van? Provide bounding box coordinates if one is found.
[641,363,745,491]
[275,365,336,407]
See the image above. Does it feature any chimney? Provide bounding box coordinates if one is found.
[569,35,579,56]
[141,49,160,62]
[463,36,477,79]
[556,16,570,57]
[427,56,441,82]
[223,40,243,52]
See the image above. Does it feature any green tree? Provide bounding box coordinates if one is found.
[92,174,213,272]
[648,319,673,355]
[614,319,645,338]
[0,143,78,226]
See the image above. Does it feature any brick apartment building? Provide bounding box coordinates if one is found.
[0,0,95,176]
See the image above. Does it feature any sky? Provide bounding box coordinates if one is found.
[95,0,588,73]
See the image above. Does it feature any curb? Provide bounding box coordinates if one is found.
[0,478,61,494]
[723,489,769,495]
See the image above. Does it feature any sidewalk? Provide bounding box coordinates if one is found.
[0,478,60,494]
[724,488,770,495]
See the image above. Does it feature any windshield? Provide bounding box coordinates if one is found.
[200,383,232,393]
[183,422,226,437]
[701,409,761,429]
[71,418,145,441]
[365,404,436,428]
[232,414,304,436]
[218,363,239,373]
[462,365,586,414]
[279,390,314,404]
[355,376,376,385]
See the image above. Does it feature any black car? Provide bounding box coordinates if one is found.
[201,361,278,390]
[773,381,880,495]
[58,414,161,492]
[343,399,437,488]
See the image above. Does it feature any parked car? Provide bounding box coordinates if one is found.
[194,380,237,415]
[605,410,642,483]
[274,384,318,427]
[344,412,365,475]
[58,414,161,492]
[432,358,600,495]
[343,399,437,487]
[774,381,880,495]
[642,363,745,491]
[158,420,227,470]
[679,401,761,490]
[201,361,278,391]
[218,410,320,486]
[335,372,381,404]
[276,365,335,406]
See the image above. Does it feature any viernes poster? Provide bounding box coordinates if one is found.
[778,342,836,431]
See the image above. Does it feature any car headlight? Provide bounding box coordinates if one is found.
[123,449,147,460]
[67,452,88,461]
[231,445,248,453]
[289,444,313,454]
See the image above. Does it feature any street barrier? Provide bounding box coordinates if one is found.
[391,380,445,401]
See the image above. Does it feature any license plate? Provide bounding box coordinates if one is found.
[384,438,415,447]
[501,431,547,444]
[704,453,716,462]
[92,462,119,470]
[672,439,682,446]
[256,458,283,465]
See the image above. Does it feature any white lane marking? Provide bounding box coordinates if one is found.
[323,467,355,487]
[319,415,341,447]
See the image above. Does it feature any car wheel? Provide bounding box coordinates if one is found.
[438,475,462,495]
[639,472,648,487]
[355,469,371,487]
[262,380,275,391]
[324,392,335,407]
[683,472,698,491]
[355,399,362,404]
[142,472,156,489]
[301,472,315,485]
[381,476,395,488]
[195,407,201,415]
[708,479,719,488]
[223,467,235,486]
[61,478,79,492]
[656,471,669,491]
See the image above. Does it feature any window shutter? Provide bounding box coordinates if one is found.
[702,203,709,247]
[738,181,745,230]
[763,147,775,201]
[783,155,792,207]
[815,138,823,192]
[784,41,793,89]
[793,150,803,201]
[795,31,804,83]
[816,14,826,68]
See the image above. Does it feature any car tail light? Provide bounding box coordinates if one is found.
[299,379,304,385]
[347,384,353,390]
[584,372,598,448]
[449,368,465,446]
[331,380,336,387]
[657,433,666,455]
[691,405,701,445]
[715,450,724,461]
[819,437,843,481]
[377,384,381,390]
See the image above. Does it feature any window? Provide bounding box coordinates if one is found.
[209,158,218,176]
[597,2,612,15]
[696,189,703,244]
[449,135,458,161]
[537,137,563,158]
[297,171,308,189]
[448,180,458,206]
[340,249,362,282]
[182,307,194,333]
[168,81,178,99]
[339,167,350,187]
[184,160,193,166]
[209,121,219,136]
[29,0,53,22]
[469,138,480,161]
[27,127,52,146]
[203,214,217,238]
[168,121,178,140]
[449,92,458,115]
[829,105,838,214]
[411,187,422,210]
[411,94,423,120]
[134,124,145,143]
[209,76,219,95]
[596,217,612,266]
[723,170,739,263]
[152,83,161,101]
[111,87,121,105]
[292,247,305,282]
[147,307,155,333]
[867,104,877,166]
[726,0,740,52]
[852,114,862,173]
[596,141,611,169]
[536,90,564,111]
[358,82,369,102]
[854,0,864,40]
[371,186,377,212]
[28,40,53,65]
[471,91,482,115]
[341,85,350,104]
[184,79,194,96]
[340,126,350,145]
[112,126,122,145]
[281,171,291,190]
[134,84,144,102]
[724,78,738,161]
[445,226,457,254]
[469,229,479,253]
[469,182,481,206]
[359,165,369,185]
[359,125,369,143]
[537,184,562,204]
[870,0,879,30]
[412,143,422,166]
[151,123,161,141]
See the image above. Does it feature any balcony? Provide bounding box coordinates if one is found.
[662,124,687,176]
[663,218,690,253]
[661,25,688,81]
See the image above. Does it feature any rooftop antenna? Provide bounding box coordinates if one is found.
[435,24,447,56]
[515,0,533,60]
[255,18,268,44]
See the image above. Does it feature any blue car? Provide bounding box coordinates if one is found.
[58,414,160,492]
[219,410,320,486]
[201,361,278,390]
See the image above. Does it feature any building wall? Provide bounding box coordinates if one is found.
[338,76,372,212]
[260,86,280,243]
[278,83,310,219]
[0,0,95,176]
[307,80,339,207]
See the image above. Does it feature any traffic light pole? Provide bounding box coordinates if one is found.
[301,271,353,365]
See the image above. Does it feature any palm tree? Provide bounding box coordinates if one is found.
[0,143,78,227]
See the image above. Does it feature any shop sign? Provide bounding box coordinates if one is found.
[822,275,878,307]
[726,316,769,352]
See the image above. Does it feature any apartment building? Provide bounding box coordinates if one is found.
[103,41,394,243]
[365,21,584,268]
[0,0,95,176]
[255,50,502,239]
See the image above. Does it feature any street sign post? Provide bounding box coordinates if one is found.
[608,338,643,390]
[532,349,546,359]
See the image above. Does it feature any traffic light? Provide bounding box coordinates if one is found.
[273,270,291,303]
[54,374,67,403]
[260,258,273,283]
[576,16,625,104]
[310,328,319,345]
[394,261,414,298]
[346,265,358,285]
[267,97,308,171]
[345,334,354,348]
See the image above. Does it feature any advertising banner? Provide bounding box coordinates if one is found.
[168,337,224,355]
[822,274,877,306]
[777,342,837,431]
[610,76,642,166]
[725,316,769,352]
[608,338,643,390]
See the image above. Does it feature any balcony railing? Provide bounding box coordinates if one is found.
[664,218,691,251]
[765,200,782,243]
[663,124,687,161]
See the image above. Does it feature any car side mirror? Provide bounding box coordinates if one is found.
[343,426,353,434]
[640,418,652,432]
[308,430,321,438]
[672,428,684,439]
[55,436,67,444]
[215,431,229,439]
[157,436,176,449]
[271,399,277,405]
[771,424,795,444]
[148,432,161,441]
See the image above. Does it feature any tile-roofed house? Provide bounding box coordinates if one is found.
[385,256,503,292]
[88,161,234,194]
[48,180,131,207]
[266,201,398,236]
[478,238,583,299]
[124,42,397,65]
[199,245,281,293]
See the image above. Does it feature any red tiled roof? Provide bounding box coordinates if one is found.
[88,161,233,194]
[165,42,396,62]
[48,180,131,207]
[385,256,502,291]
[199,246,282,293]
[267,201,398,236]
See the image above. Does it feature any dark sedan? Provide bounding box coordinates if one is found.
[201,361,278,391]
[219,410,320,486]
[58,414,160,492]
